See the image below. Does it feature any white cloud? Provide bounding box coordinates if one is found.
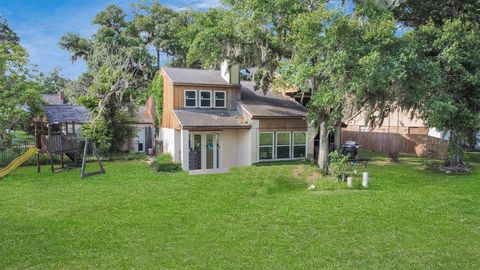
[190,0,222,9]
[168,0,223,11]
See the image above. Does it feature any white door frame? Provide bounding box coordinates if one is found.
[189,131,220,170]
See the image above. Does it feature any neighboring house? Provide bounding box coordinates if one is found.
[342,109,449,157]
[127,104,156,153]
[343,109,428,135]
[41,92,156,153]
[159,62,315,172]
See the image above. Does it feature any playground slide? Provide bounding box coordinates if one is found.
[0,148,39,179]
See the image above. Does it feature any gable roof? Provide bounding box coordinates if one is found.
[43,105,90,124]
[174,109,251,129]
[239,81,307,118]
[135,105,154,124]
[162,67,234,86]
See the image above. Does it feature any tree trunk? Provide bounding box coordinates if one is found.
[317,116,329,171]
[156,49,161,70]
[445,131,464,167]
[334,121,342,151]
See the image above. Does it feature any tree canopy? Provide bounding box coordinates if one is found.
[60,5,154,152]
[0,18,42,146]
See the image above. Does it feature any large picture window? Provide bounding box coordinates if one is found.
[199,91,212,108]
[293,132,307,158]
[258,131,308,161]
[184,90,197,108]
[259,132,274,160]
[214,91,226,108]
[276,132,291,159]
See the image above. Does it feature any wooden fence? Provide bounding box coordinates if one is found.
[342,131,448,158]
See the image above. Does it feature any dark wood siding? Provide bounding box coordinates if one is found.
[259,118,308,131]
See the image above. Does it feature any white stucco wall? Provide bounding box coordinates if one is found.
[159,127,181,162]
[180,130,189,171]
[133,125,146,152]
[250,120,259,163]
[177,128,253,171]
[235,128,253,167]
[428,128,450,140]
[130,124,156,152]
[221,129,240,168]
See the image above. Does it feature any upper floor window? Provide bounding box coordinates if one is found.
[184,90,227,109]
[185,90,197,108]
[200,91,212,108]
[214,91,226,108]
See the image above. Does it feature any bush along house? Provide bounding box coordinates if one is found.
[159,61,316,173]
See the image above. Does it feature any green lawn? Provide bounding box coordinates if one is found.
[0,156,479,269]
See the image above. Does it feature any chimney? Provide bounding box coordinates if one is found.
[221,60,240,84]
[58,91,65,104]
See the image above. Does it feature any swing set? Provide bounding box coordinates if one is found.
[33,116,105,179]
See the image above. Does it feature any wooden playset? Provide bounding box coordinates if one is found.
[33,116,105,179]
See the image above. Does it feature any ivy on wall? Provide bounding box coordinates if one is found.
[151,73,163,126]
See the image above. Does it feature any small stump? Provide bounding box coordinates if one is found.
[388,152,399,162]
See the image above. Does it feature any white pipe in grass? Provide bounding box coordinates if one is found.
[347,176,353,188]
[362,172,369,188]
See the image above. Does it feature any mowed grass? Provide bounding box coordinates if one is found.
[0,156,479,269]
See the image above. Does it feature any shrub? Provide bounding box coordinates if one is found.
[152,154,182,172]
[99,152,148,162]
[329,151,353,181]
[465,152,480,163]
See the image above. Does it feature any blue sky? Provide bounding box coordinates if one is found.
[0,0,222,79]
[1,0,393,80]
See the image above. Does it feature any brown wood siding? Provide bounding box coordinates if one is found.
[343,125,428,135]
[161,73,175,129]
[161,70,242,129]
[259,118,308,131]
[408,127,429,135]
[172,85,241,110]
[344,125,410,134]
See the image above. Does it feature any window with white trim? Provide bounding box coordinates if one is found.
[199,90,212,108]
[293,132,307,158]
[184,90,197,108]
[259,132,274,160]
[275,132,291,159]
[214,91,226,108]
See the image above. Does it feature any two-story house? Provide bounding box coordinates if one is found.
[159,62,315,173]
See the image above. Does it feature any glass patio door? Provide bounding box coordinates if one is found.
[189,132,219,170]
[189,134,202,170]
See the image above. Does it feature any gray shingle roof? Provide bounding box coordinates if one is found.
[239,81,307,118]
[162,67,232,85]
[174,109,251,128]
[43,105,90,124]
[135,106,154,124]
